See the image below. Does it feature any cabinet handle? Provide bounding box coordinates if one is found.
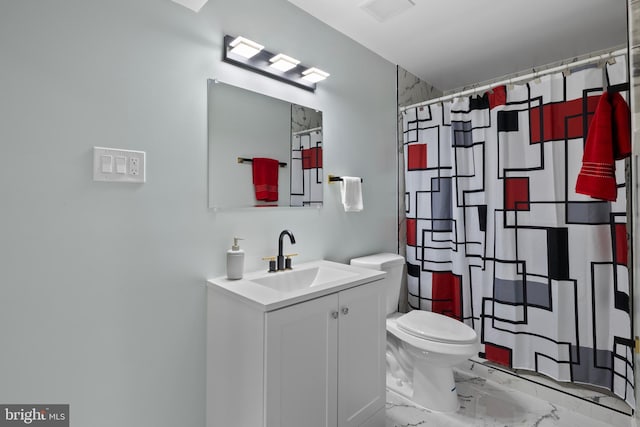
[341,307,349,315]
[331,311,339,319]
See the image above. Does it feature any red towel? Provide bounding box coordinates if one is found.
[252,157,279,202]
[575,91,631,201]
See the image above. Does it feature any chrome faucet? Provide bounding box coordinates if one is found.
[277,230,296,271]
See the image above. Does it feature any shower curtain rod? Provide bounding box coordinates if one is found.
[292,126,322,136]
[400,47,627,111]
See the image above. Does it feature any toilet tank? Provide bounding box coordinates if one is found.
[350,253,405,315]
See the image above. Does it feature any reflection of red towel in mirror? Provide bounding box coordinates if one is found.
[252,157,279,202]
[575,91,630,201]
[302,147,323,169]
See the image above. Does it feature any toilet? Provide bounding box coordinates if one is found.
[350,253,479,412]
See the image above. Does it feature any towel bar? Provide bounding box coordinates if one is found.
[328,174,363,183]
[237,157,287,167]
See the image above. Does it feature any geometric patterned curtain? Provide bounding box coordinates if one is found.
[402,56,635,408]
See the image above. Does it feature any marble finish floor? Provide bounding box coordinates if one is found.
[385,369,636,427]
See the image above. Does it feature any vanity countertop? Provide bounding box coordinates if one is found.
[207,259,385,311]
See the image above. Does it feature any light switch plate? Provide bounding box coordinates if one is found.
[100,155,113,173]
[115,156,127,174]
[93,147,146,183]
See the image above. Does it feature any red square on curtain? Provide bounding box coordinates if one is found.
[406,218,417,246]
[408,144,427,170]
[431,271,462,320]
[302,147,323,169]
[504,177,530,211]
[615,223,628,266]
[488,85,507,109]
[485,343,512,367]
[529,96,599,143]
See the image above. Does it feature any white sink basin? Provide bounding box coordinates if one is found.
[249,264,359,293]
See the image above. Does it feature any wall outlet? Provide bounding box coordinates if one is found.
[93,147,146,183]
[129,157,139,176]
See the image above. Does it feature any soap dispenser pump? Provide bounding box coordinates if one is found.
[226,237,245,280]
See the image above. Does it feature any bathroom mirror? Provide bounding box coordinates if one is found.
[207,80,323,209]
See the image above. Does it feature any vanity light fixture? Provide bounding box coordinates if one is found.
[269,54,301,72]
[228,36,264,59]
[302,67,330,83]
[222,34,328,92]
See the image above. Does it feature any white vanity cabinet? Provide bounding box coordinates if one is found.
[266,281,385,427]
[207,268,386,427]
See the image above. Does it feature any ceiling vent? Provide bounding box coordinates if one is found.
[359,0,415,23]
[171,0,208,12]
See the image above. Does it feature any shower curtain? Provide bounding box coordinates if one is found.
[402,56,635,408]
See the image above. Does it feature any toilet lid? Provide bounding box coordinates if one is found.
[396,310,477,344]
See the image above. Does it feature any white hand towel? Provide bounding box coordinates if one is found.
[340,177,363,212]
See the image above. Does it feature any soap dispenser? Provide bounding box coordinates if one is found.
[226,237,245,280]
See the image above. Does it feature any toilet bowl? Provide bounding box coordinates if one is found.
[386,311,479,411]
[350,253,479,413]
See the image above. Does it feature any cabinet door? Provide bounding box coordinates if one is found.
[337,282,385,427]
[265,293,339,427]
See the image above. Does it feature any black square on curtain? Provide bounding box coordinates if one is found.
[546,228,569,280]
[498,110,519,132]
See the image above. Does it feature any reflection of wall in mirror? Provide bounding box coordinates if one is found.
[291,104,322,133]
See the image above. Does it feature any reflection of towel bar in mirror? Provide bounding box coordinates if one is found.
[328,174,363,183]
[237,157,287,167]
[292,126,322,136]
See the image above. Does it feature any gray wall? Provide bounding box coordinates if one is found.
[0,1,397,426]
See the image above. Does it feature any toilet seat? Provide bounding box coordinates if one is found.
[396,310,477,344]
[386,316,479,358]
